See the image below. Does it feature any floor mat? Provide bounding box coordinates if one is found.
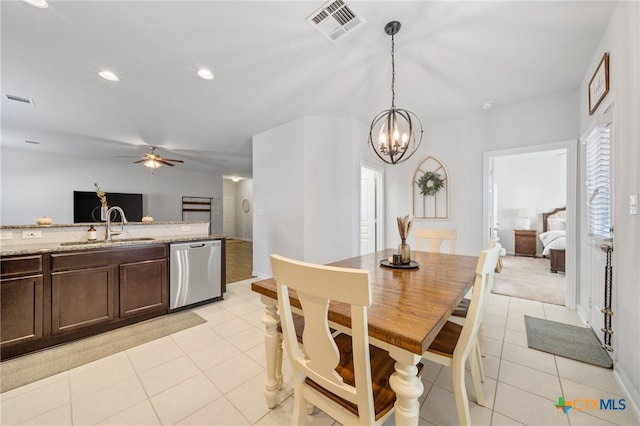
[1,310,206,392]
[524,315,612,368]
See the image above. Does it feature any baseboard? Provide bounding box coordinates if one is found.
[614,364,640,423]
[576,303,589,325]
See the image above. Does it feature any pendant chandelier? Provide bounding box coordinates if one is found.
[368,21,423,165]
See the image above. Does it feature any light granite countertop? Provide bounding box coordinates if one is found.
[0,221,210,229]
[0,234,226,256]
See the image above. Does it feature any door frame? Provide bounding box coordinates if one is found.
[360,162,384,253]
[482,140,578,309]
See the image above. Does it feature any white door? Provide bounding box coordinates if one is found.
[582,110,614,347]
[223,195,235,238]
[360,166,377,255]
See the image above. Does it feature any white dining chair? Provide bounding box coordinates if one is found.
[449,241,502,382]
[421,244,501,426]
[415,228,457,254]
[270,254,422,425]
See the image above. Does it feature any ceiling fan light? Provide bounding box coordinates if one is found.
[99,70,119,82]
[144,159,162,169]
[197,68,214,80]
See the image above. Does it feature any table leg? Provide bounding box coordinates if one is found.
[260,295,283,408]
[389,347,424,426]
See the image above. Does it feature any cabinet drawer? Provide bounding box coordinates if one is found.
[1,255,43,278]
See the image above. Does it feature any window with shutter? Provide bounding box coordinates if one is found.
[585,120,612,240]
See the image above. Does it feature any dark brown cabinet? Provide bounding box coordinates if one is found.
[51,265,117,335]
[2,244,170,359]
[120,258,167,318]
[514,229,537,257]
[1,255,45,350]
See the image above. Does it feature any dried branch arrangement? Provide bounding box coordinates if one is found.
[397,215,412,241]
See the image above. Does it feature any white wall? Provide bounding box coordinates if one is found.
[384,90,579,256]
[494,151,566,255]
[577,1,640,412]
[223,178,254,240]
[1,146,224,232]
[252,116,367,276]
[252,118,305,276]
[236,179,253,241]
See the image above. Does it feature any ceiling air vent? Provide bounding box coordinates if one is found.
[306,0,365,43]
[5,93,35,106]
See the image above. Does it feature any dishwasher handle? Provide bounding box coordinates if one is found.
[189,243,206,248]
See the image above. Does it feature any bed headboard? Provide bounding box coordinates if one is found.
[543,207,566,233]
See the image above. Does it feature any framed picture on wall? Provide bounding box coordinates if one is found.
[588,52,609,115]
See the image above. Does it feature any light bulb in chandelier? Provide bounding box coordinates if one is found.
[368,21,423,165]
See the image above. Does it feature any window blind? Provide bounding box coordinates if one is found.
[585,123,612,239]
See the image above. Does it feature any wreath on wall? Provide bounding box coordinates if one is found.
[417,171,445,196]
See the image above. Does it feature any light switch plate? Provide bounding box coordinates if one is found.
[0,231,13,240]
[630,194,638,215]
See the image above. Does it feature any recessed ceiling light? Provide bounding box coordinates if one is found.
[481,101,493,110]
[197,68,214,80]
[99,70,119,82]
[21,0,48,9]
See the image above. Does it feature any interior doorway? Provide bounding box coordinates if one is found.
[483,140,577,308]
[360,164,383,255]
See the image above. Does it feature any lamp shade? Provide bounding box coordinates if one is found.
[518,208,536,218]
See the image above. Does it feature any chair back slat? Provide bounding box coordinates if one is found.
[415,228,457,254]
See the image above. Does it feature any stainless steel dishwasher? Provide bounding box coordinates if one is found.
[170,240,222,311]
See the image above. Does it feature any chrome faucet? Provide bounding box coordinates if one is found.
[105,206,128,241]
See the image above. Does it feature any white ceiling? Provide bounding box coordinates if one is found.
[1,1,617,178]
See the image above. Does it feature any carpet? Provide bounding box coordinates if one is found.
[0,310,206,393]
[524,315,613,368]
[492,255,565,305]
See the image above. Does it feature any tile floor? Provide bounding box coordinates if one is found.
[1,278,638,426]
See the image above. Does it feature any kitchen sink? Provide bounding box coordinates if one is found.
[60,237,155,246]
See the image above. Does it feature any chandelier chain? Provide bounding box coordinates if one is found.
[391,33,396,108]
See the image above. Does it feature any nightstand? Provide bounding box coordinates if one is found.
[514,229,537,257]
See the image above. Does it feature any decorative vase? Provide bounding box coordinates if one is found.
[398,239,411,264]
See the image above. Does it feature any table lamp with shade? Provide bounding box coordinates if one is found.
[518,208,536,230]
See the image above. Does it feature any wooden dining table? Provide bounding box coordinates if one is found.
[251,248,479,426]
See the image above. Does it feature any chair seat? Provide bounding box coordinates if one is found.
[451,298,470,318]
[426,321,463,358]
[277,312,305,343]
[306,333,423,421]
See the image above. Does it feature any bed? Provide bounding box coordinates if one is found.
[540,207,566,273]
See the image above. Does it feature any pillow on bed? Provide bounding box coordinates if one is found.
[548,217,566,231]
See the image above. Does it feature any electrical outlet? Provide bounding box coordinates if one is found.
[181,225,191,232]
[22,230,42,239]
[0,231,13,240]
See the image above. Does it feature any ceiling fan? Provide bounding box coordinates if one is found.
[131,146,184,168]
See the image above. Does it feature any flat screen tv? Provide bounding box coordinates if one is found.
[74,191,143,223]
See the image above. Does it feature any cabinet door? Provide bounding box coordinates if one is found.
[1,275,43,347]
[119,259,167,319]
[51,266,116,335]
